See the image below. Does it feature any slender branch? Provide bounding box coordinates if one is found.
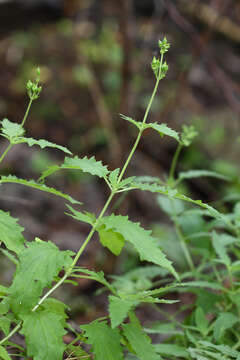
[32,191,116,312]
[21,98,33,127]
[118,54,164,183]
[0,323,22,346]
[0,143,13,164]
[169,143,182,183]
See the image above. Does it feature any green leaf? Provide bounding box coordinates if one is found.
[177,281,224,291]
[213,312,239,341]
[195,307,208,335]
[109,295,137,328]
[144,322,182,335]
[0,210,25,254]
[122,313,159,360]
[41,298,68,326]
[178,170,230,183]
[0,299,10,315]
[0,118,24,139]
[63,155,109,177]
[109,168,120,187]
[0,175,79,205]
[72,268,113,292]
[154,344,189,358]
[98,227,125,255]
[144,122,179,142]
[9,241,73,314]
[119,114,142,130]
[17,137,72,155]
[0,345,11,360]
[21,310,66,360]
[66,205,96,225]
[212,231,230,266]
[0,316,11,336]
[199,341,239,358]
[81,320,123,360]
[100,214,178,279]
[39,156,109,181]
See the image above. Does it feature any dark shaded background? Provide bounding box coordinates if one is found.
[1,0,240,331]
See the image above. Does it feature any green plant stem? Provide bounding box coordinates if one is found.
[169,143,182,183]
[18,55,166,327]
[170,199,195,271]
[68,191,115,271]
[175,222,194,272]
[21,98,33,127]
[118,53,164,184]
[0,322,22,346]
[0,143,13,164]
[32,191,116,313]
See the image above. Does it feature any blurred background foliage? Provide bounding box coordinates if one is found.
[1,0,240,329]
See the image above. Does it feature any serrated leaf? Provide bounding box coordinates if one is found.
[144,122,179,142]
[213,312,239,341]
[0,316,11,336]
[81,320,123,360]
[199,341,239,358]
[0,175,79,205]
[62,156,109,178]
[39,156,109,181]
[0,210,25,254]
[212,231,230,266]
[144,322,181,335]
[21,310,66,360]
[177,281,224,291]
[109,168,120,187]
[98,227,125,255]
[178,170,230,183]
[0,345,11,360]
[154,344,189,358]
[1,118,24,139]
[9,241,73,314]
[109,295,137,328]
[17,137,72,155]
[131,181,178,197]
[100,214,178,279]
[119,114,142,130]
[66,205,96,225]
[122,313,159,360]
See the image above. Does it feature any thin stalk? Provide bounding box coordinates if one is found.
[32,191,116,312]
[175,222,195,272]
[169,143,182,183]
[0,143,13,164]
[118,53,164,184]
[68,191,115,271]
[21,98,33,127]
[170,199,195,271]
[13,53,167,332]
[0,322,22,346]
